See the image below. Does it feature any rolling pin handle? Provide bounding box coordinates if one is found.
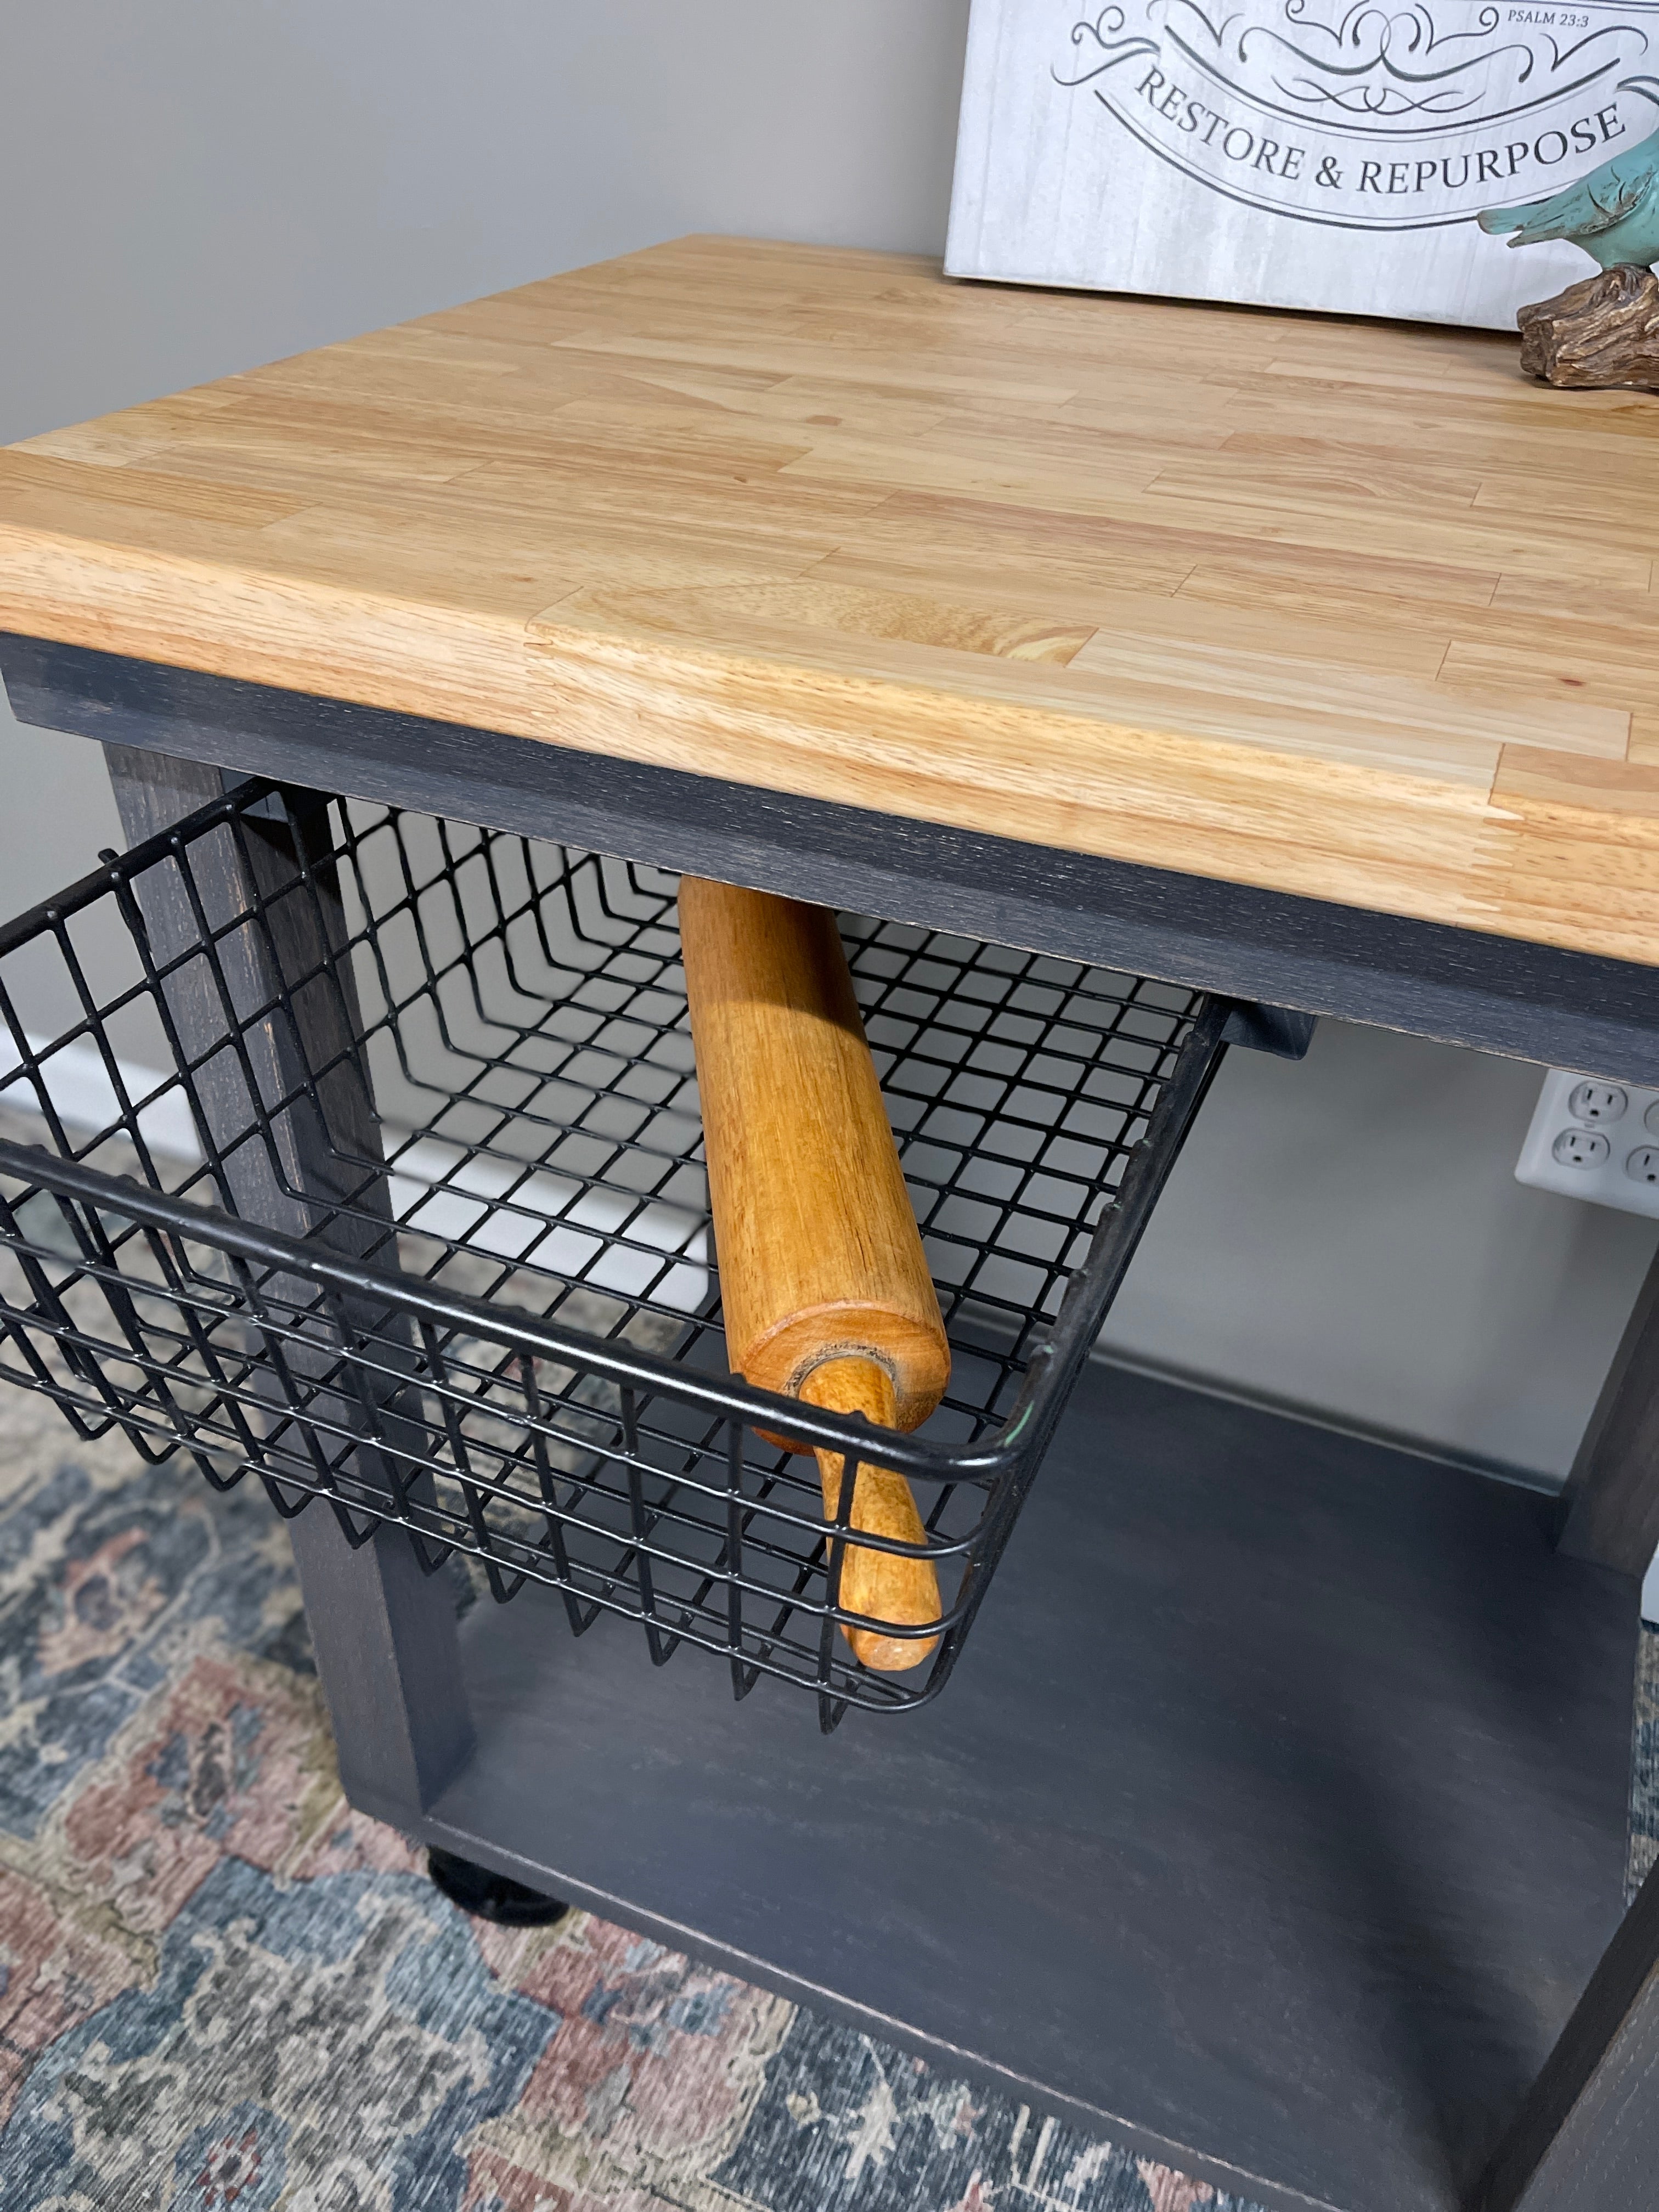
[802,1356,943,1674]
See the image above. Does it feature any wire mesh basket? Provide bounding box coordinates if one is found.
[0,778,1230,1722]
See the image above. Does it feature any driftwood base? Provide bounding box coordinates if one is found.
[1517,264,1659,392]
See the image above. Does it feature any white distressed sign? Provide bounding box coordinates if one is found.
[946,1,1659,327]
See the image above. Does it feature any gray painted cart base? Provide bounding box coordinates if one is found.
[377,1361,1640,2212]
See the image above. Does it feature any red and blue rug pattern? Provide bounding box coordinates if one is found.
[0,1389,1648,2211]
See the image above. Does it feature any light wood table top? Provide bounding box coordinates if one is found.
[2,235,1657,966]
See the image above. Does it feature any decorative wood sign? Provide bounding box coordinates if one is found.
[946,0,1659,327]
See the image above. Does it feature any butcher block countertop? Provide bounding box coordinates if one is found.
[2,234,1657,964]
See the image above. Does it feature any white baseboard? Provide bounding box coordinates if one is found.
[0,1035,709,1313]
[2,1036,200,1160]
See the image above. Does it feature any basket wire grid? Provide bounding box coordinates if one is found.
[0,780,1229,1721]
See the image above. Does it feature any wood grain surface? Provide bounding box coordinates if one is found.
[800,1356,942,1676]
[676,874,946,1671]
[676,876,949,1423]
[3,235,1658,963]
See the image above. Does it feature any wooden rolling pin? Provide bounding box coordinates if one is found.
[678,876,948,1671]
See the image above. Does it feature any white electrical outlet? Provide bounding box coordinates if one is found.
[1516,1069,1659,1221]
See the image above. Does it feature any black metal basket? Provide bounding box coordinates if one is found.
[0,779,1229,1723]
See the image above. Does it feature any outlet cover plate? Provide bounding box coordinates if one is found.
[1517,1068,1659,1221]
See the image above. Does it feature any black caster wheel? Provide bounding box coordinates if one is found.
[427,1846,571,1927]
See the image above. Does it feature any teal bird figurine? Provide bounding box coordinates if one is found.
[1479,128,1659,269]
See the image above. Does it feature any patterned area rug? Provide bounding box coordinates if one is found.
[0,1392,1650,2212]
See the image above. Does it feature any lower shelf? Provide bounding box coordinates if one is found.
[359,1363,1639,2212]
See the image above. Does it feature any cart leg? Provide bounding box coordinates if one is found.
[1472,1250,1659,2204]
[1553,1245,1659,1576]
[103,745,473,1819]
[1474,1854,1659,2209]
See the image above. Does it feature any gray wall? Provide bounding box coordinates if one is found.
[2,0,1650,1483]
[1100,1024,1655,1480]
